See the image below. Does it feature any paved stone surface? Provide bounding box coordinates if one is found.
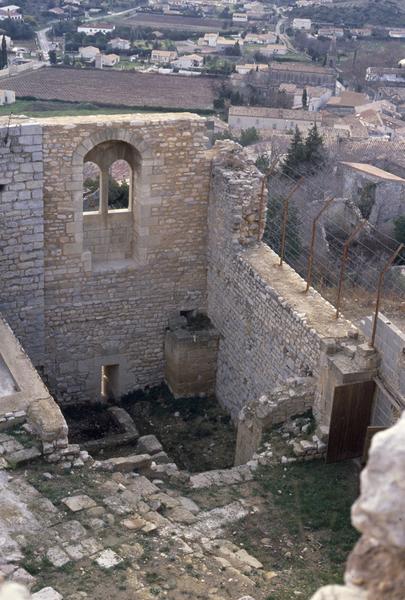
[95,549,123,569]
[61,495,97,512]
[32,587,63,599]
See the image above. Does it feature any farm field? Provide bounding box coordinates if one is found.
[113,12,233,32]
[0,67,219,112]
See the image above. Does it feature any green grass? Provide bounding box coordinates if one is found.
[0,99,164,118]
[229,459,360,600]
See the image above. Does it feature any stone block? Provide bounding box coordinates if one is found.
[136,435,163,456]
[100,454,152,473]
[27,397,68,444]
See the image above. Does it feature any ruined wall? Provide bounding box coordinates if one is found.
[207,142,352,419]
[360,314,405,426]
[0,122,45,365]
[39,114,211,404]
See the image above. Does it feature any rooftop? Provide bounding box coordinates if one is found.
[327,91,369,108]
[229,106,317,121]
[340,161,405,182]
[269,61,335,75]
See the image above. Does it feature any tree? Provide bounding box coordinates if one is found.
[239,127,260,146]
[394,216,405,245]
[1,35,7,70]
[304,123,325,173]
[302,87,308,109]
[49,49,57,65]
[282,126,306,179]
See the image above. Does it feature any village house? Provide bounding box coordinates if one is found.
[109,37,131,51]
[366,67,405,85]
[77,23,115,36]
[325,90,369,114]
[79,46,100,62]
[349,27,372,38]
[232,12,248,23]
[244,32,277,45]
[292,18,312,31]
[0,4,22,20]
[317,27,344,38]
[151,49,177,64]
[0,89,15,105]
[261,44,288,57]
[228,105,319,134]
[290,84,332,111]
[172,53,203,70]
[100,53,120,67]
[389,28,405,39]
[235,63,268,75]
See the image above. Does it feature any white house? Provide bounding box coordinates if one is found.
[109,37,130,51]
[151,49,177,64]
[0,89,15,105]
[232,12,248,23]
[172,53,203,69]
[0,5,22,20]
[228,105,319,133]
[101,53,120,67]
[77,23,115,36]
[261,44,288,57]
[244,32,277,45]
[318,27,344,38]
[79,46,100,61]
[235,63,268,75]
[292,18,312,31]
[389,29,405,39]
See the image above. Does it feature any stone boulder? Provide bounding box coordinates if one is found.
[27,396,68,444]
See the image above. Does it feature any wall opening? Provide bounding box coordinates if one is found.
[82,140,141,267]
[108,159,131,211]
[101,364,119,402]
[83,161,101,213]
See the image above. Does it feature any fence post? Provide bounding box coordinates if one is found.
[335,220,367,319]
[305,196,335,293]
[279,177,304,267]
[369,243,404,347]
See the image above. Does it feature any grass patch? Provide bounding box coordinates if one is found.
[229,460,359,600]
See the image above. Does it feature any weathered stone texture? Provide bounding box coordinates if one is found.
[0,123,44,364]
[207,142,352,419]
[9,114,211,404]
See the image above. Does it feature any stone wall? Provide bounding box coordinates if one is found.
[359,314,405,426]
[207,142,353,419]
[0,122,45,365]
[40,114,211,404]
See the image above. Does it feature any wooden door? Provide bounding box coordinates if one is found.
[326,380,375,463]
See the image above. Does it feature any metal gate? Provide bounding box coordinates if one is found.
[326,380,376,463]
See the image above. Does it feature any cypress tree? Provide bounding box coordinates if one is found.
[282,126,306,179]
[1,35,7,69]
[302,87,308,109]
[304,123,325,173]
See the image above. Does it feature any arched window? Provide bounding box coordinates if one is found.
[82,140,141,266]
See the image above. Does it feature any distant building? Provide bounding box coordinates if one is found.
[0,89,15,105]
[389,29,405,39]
[350,28,372,38]
[0,5,22,20]
[366,67,405,85]
[232,12,248,23]
[151,49,177,64]
[228,105,319,133]
[267,61,336,89]
[261,44,288,57]
[326,90,369,114]
[109,38,131,51]
[318,27,344,39]
[292,18,312,31]
[235,63,268,75]
[77,23,115,35]
[79,46,100,61]
[244,32,277,45]
[101,53,120,67]
[172,53,203,69]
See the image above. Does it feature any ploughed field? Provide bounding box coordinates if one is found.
[0,67,218,111]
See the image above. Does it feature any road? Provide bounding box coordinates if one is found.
[36,27,51,62]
